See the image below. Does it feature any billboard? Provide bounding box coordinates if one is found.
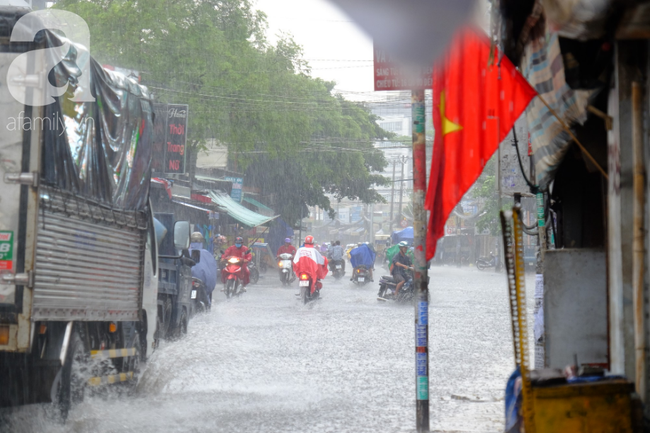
[152,103,189,174]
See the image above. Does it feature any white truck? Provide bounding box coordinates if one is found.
[0,6,188,416]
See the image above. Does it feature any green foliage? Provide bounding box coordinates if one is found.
[56,0,390,225]
[471,155,504,236]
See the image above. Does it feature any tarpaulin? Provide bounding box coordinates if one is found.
[391,227,414,244]
[521,29,596,190]
[31,23,154,210]
[349,244,376,268]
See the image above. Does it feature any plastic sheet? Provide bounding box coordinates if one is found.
[36,26,153,210]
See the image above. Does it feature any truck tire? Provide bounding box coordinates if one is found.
[52,327,88,420]
[162,297,173,339]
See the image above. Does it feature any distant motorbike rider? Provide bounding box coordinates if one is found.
[221,236,252,288]
[349,242,376,281]
[391,241,413,297]
[189,232,219,305]
[328,240,345,274]
[293,235,329,293]
[277,238,297,257]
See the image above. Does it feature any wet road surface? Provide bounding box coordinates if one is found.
[5,266,529,433]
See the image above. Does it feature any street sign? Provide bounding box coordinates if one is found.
[374,44,433,91]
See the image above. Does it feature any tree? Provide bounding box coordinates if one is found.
[470,155,503,235]
[57,0,390,226]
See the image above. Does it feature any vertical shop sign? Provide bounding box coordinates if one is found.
[165,104,189,174]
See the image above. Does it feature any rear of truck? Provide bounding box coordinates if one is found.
[0,7,157,409]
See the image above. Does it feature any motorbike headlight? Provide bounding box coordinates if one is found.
[228,257,239,264]
[278,261,283,267]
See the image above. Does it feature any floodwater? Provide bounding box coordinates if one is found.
[4,266,529,433]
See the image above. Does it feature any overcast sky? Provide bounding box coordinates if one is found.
[254,0,377,100]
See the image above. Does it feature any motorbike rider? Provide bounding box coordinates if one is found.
[293,235,329,294]
[277,238,297,257]
[189,232,219,305]
[221,236,252,290]
[328,240,345,274]
[349,242,376,282]
[391,241,413,297]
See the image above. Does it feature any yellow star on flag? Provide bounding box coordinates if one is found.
[439,90,463,136]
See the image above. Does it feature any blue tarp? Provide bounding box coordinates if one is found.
[350,244,376,268]
[392,227,414,245]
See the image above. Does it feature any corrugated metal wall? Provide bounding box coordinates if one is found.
[32,200,146,321]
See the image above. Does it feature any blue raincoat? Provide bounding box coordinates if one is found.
[350,244,376,268]
[189,242,218,297]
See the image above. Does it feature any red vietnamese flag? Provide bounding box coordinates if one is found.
[425,28,537,260]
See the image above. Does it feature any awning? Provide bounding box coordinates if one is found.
[209,191,278,228]
[243,196,274,216]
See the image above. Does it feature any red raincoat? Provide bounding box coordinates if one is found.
[293,246,328,293]
[221,245,252,285]
[277,244,297,257]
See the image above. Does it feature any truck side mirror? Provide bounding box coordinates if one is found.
[191,249,201,264]
[173,221,190,251]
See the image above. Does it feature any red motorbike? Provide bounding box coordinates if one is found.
[222,256,246,298]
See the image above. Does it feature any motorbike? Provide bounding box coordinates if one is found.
[377,270,415,303]
[222,256,247,298]
[329,259,345,279]
[277,253,295,286]
[476,253,500,271]
[297,272,320,304]
[190,277,211,315]
[351,264,370,285]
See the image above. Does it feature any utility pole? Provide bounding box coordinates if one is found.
[412,90,429,432]
[389,160,397,233]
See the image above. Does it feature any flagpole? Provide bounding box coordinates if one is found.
[412,89,430,433]
[535,94,608,180]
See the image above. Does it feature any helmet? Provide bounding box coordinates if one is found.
[398,241,408,248]
[191,232,203,243]
[284,238,291,243]
[304,235,314,245]
[235,236,243,244]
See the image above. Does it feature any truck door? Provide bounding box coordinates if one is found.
[0,42,43,350]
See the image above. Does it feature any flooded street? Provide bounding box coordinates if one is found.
[4,266,525,433]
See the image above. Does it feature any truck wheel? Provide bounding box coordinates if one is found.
[179,308,188,336]
[52,327,88,420]
[162,297,173,339]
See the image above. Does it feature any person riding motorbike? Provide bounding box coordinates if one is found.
[391,241,413,297]
[293,235,328,294]
[349,242,376,282]
[327,240,345,274]
[189,232,219,305]
[220,236,252,289]
[277,238,297,257]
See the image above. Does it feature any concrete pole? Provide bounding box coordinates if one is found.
[412,90,429,432]
[389,160,397,234]
[632,81,646,401]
